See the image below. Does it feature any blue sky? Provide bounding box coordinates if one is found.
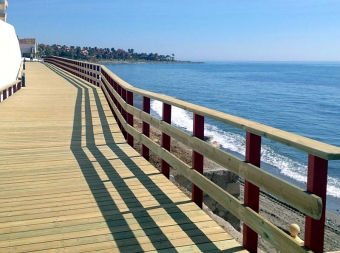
[6,0,340,61]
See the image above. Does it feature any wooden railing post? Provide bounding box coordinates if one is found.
[87,64,89,81]
[243,132,261,253]
[162,103,171,178]
[3,89,7,100]
[121,88,127,139]
[106,76,115,118]
[85,63,87,81]
[192,114,204,208]
[126,91,134,146]
[142,97,150,160]
[112,81,118,121]
[91,64,94,84]
[113,81,118,107]
[90,64,93,84]
[117,85,123,132]
[97,66,101,87]
[305,155,328,253]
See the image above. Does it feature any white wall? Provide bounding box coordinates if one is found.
[20,43,36,54]
[0,20,22,89]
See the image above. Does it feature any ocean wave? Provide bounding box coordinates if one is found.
[151,99,340,198]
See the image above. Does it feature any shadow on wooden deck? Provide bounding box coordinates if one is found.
[46,64,245,253]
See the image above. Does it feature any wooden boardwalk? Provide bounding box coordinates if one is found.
[0,62,246,253]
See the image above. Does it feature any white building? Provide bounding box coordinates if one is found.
[0,0,8,22]
[19,38,37,58]
[0,1,22,88]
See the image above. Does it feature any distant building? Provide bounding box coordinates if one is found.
[19,38,37,58]
[0,0,8,22]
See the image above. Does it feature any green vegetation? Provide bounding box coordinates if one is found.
[38,44,175,62]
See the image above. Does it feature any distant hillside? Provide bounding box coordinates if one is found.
[38,44,175,62]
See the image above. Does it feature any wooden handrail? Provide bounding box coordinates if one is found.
[102,73,322,219]
[97,66,340,160]
[45,56,339,253]
[0,80,21,93]
[45,57,329,152]
[100,81,312,253]
[0,80,22,102]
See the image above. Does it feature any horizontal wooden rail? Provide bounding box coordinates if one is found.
[0,80,22,103]
[44,57,101,86]
[45,56,340,253]
[99,83,312,253]
[102,77,321,219]
[99,65,340,160]
[0,80,21,93]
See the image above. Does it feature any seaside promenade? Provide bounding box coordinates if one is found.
[0,62,247,252]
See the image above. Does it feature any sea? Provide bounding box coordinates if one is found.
[104,62,340,214]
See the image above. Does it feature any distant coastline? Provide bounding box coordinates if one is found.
[37,44,205,64]
[98,59,204,64]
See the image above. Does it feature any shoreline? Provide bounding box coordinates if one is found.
[98,59,204,64]
[132,119,340,252]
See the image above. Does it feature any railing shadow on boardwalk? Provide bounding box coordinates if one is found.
[45,63,244,253]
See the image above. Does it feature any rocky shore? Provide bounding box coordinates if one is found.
[132,119,340,252]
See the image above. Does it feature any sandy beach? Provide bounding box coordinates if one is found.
[132,119,340,252]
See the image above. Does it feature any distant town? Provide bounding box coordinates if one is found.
[38,44,176,62]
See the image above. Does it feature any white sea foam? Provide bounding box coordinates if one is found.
[151,99,340,198]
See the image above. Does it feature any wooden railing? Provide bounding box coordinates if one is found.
[0,60,24,103]
[44,56,340,253]
[0,80,22,103]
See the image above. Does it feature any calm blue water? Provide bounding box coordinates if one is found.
[105,62,340,213]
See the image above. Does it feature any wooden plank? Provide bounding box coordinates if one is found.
[0,62,245,253]
[0,203,204,235]
[0,211,212,248]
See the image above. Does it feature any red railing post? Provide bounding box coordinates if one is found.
[89,64,92,84]
[76,62,78,77]
[126,90,134,146]
[192,113,204,208]
[97,66,101,87]
[162,103,171,178]
[86,64,89,82]
[106,76,115,117]
[3,89,7,100]
[121,88,127,139]
[305,155,328,253]
[117,85,123,132]
[91,64,94,85]
[113,81,118,107]
[112,81,118,121]
[243,132,261,253]
[142,97,150,160]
